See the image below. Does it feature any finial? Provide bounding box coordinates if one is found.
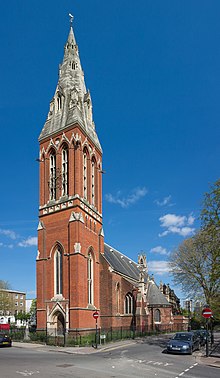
[69,13,74,26]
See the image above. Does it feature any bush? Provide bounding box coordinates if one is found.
[29,331,47,343]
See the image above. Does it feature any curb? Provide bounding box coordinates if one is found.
[199,356,220,369]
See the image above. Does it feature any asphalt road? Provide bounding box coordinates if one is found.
[0,337,219,378]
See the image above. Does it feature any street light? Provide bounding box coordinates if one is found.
[187,300,191,332]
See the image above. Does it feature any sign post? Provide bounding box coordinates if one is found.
[93,311,99,349]
[202,307,212,357]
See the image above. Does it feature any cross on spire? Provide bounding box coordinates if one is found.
[69,13,74,26]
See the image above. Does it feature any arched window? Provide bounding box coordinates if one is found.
[91,158,96,206]
[57,94,62,110]
[87,251,94,305]
[50,151,56,200]
[62,146,68,196]
[83,149,88,200]
[154,309,161,323]
[54,248,62,295]
[124,293,133,314]
[116,283,120,314]
[72,61,78,70]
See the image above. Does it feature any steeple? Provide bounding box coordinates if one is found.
[39,18,101,152]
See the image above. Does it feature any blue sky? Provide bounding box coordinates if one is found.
[0,1,219,302]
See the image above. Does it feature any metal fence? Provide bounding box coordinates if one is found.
[8,323,186,347]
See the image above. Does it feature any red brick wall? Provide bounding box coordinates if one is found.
[37,122,103,331]
[99,254,136,330]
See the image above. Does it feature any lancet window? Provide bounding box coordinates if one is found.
[87,251,94,305]
[124,293,133,314]
[62,146,68,196]
[154,309,161,323]
[54,248,63,296]
[49,151,56,200]
[83,149,88,200]
[91,158,96,206]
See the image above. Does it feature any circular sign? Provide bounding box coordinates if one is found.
[202,307,212,318]
[93,311,99,320]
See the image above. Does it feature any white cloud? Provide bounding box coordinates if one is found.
[105,187,147,208]
[150,246,169,255]
[155,195,174,207]
[159,213,195,238]
[18,236,37,248]
[0,242,14,249]
[0,228,17,240]
[148,260,170,275]
[187,214,195,225]
[160,214,186,227]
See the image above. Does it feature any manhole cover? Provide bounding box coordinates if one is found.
[56,364,74,368]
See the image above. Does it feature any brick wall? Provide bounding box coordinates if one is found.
[37,123,103,332]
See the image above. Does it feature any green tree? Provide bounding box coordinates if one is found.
[170,179,220,321]
[200,179,220,317]
[15,311,30,322]
[0,280,13,315]
[200,179,220,229]
[0,280,11,290]
[29,299,36,316]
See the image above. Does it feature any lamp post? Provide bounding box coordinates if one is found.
[187,300,191,331]
[93,311,99,349]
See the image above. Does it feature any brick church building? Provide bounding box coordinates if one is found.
[36,19,181,336]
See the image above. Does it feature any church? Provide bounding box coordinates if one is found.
[36,18,182,337]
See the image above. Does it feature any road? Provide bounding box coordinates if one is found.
[0,337,219,377]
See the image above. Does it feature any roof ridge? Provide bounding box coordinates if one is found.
[104,242,138,266]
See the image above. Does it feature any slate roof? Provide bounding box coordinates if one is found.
[104,243,140,281]
[104,243,147,282]
[147,281,170,306]
[103,243,170,307]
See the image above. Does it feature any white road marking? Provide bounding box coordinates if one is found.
[16,371,40,377]
[176,362,198,377]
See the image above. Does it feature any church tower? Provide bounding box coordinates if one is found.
[36,18,104,335]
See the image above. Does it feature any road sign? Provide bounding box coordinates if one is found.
[202,307,212,318]
[93,311,99,320]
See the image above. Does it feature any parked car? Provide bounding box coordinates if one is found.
[166,332,200,354]
[0,333,12,347]
[192,329,210,346]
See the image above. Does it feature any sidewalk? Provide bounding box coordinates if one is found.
[13,336,220,368]
[12,339,136,355]
[199,333,220,369]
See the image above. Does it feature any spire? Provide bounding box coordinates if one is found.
[39,16,102,152]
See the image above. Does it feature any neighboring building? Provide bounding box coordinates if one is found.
[26,299,34,313]
[0,289,26,316]
[36,18,183,336]
[194,301,203,316]
[159,282,181,315]
[183,299,193,313]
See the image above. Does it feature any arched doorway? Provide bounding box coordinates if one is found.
[56,312,65,335]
